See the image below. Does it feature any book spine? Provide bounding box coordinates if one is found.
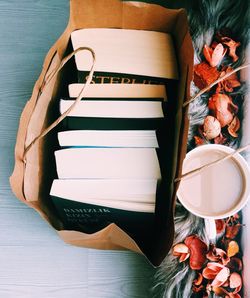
[78,71,168,85]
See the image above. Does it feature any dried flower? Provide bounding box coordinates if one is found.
[203,43,227,67]
[203,115,221,140]
[208,94,238,127]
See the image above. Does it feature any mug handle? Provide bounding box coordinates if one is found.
[205,218,217,244]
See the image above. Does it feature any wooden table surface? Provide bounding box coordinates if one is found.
[0,1,157,297]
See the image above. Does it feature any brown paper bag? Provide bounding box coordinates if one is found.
[10,0,193,266]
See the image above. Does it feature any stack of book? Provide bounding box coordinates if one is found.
[50,28,178,234]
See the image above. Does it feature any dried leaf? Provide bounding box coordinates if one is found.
[203,43,227,67]
[227,241,239,257]
[203,116,221,140]
[208,94,237,127]
[228,116,240,138]
[194,62,220,90]
[184,235,208,270]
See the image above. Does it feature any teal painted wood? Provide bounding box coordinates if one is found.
[0,1,156,297]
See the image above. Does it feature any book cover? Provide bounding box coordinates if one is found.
[51,195,155,234]
[77,71,171,84]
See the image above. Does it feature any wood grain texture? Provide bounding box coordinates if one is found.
[0,1,156,297]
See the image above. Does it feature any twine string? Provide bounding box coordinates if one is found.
[183,63,250,107]
[175,143,250,183]
[23,47,96,162]
[23,48,249,182]
[177,62,250,182]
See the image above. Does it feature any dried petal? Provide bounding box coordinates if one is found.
[216,66,241,93]
[173,243,189,254]
[179,253,190,262]
[223,280,229,287]
[212,286,228,296]
[203,267,218,280]
[203,262,226,280]
[206,245,230,265]
[228,116,240,138]
[227,257,243,272]
[203,43,227,67]
[229,272,242,289]
[194,135,206,146]
[215,219,226,234]
[203,116,221,140]
[211,267,230,287]
[221,37,241,62]
[172,243,190,262]
[207,262,225,271]
[208,94,236,127]
[184,235,208,270]
[214,133,228,145]
[192,284,204,293]
[233,285,242,294]
[227,241,239,257]
[193,273,203,286]
[226,224,241,239]
[194,62,220,90]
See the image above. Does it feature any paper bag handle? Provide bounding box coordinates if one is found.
[23,46,96,162]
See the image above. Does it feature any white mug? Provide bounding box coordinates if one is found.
[177,144,250,220]
[177,144,250,241]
